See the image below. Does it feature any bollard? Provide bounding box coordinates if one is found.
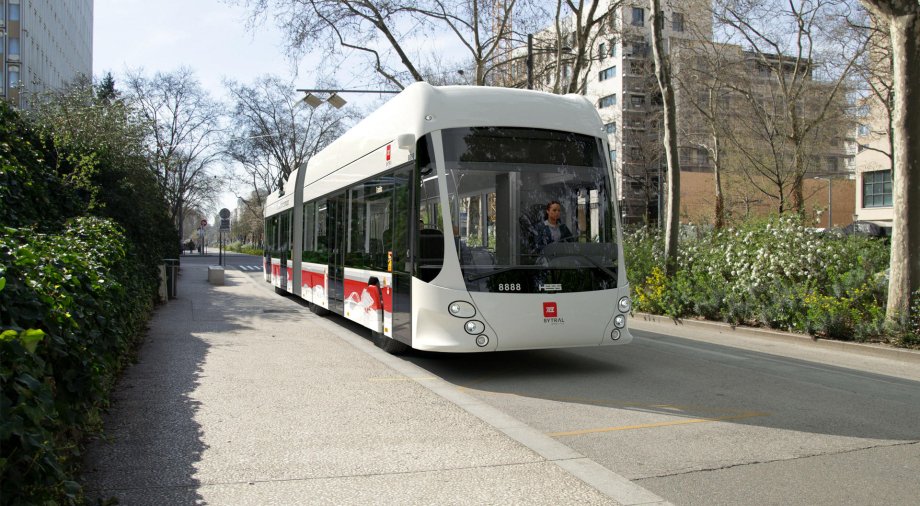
[164,259,179,299]
[157,264,168,303]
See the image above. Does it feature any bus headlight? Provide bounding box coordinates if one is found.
[475,335,489,347]
[618,296,631,313]
[464,320,485,334]
[613,314,626,329]
[448,301,476,318]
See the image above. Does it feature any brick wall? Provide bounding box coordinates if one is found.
[678,172,855,227]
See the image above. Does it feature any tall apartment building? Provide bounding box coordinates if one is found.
[1,0,93,108]
[512,0,855,225]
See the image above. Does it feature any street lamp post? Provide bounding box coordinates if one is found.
[527,34,534,90]
[296,88,401,109]
[525,33,573,90]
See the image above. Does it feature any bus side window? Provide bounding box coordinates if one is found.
[415,135,444,281]
[418,229,444,282]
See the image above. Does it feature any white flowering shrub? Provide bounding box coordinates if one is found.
[624,215,892,342]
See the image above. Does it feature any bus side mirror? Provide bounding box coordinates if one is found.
[397,133,416,154]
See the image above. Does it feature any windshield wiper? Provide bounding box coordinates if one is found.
[538,252,618,280]
[571,253,618,279]
[463,255,616,282]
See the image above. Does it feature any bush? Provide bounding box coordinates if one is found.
[226,241,263,256]
[625,215,895,343]
[1,96,173,504]
[1,218,153,504]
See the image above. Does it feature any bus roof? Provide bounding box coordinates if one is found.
[266,83,605,215]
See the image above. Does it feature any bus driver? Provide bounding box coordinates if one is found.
[533,200,573,252]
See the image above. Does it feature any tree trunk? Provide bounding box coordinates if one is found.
[649,0,681,275]
[885,8,920,322]
[711,124,725,229]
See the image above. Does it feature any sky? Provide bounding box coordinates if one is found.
[93,0,305,96]
[92,0,464,216]
[92,0,339,214]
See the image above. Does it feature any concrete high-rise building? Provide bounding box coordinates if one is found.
[511,0,855,226]
[1,0,93,108]
[509,0,711,224]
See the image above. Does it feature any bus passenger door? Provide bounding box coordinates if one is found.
[391,166,414,345]
[327,191,347,314]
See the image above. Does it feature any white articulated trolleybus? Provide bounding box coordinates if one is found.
[263,83,632,353]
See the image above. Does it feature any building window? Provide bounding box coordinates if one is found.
[672,12,684,32]
[10,3,21,21]
[862,170,892,208]
[9,37,20,57]
[630,94,646,108]
[599,42,607,59]
[599,66,617,81]
[610,149,617,162]
[632,7,645,27]
[698,148,709,165]
[8,65,20,88]
[599,94,617,108]
[858,124,870,137]
[605,122,617,134]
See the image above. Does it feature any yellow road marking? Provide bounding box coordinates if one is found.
[547,411,769,437]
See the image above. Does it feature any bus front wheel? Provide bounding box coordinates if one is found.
[373,330,409,355]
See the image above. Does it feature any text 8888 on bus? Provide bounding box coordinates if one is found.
[263,83,632,353]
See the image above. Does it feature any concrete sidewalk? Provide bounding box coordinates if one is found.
[81,255,664,505]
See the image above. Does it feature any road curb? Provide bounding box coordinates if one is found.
[315,317,673,506]
[632,312,920,364]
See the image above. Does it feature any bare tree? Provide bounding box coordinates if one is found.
[858,0,920,324]
[649,0,680,274]
[125,68,224,245]
[224,75,353,230]
[234,0,550,88]
[850,8,894,168]
[672,34,742,229]
[714,0,868,213]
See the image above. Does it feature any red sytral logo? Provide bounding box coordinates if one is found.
[543,302,558,318]
[386,144,392,161]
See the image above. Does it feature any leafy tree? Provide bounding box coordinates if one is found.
[28,76,178,267]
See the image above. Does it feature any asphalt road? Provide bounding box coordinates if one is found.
[403,330,920,505]
[227,252,920,505]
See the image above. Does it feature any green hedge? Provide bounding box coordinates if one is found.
[1,219,153,504]
[625,216,918,347]
[1,92,173,503]
[226,241,263,256]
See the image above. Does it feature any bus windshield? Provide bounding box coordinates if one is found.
[443,127,619,294]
